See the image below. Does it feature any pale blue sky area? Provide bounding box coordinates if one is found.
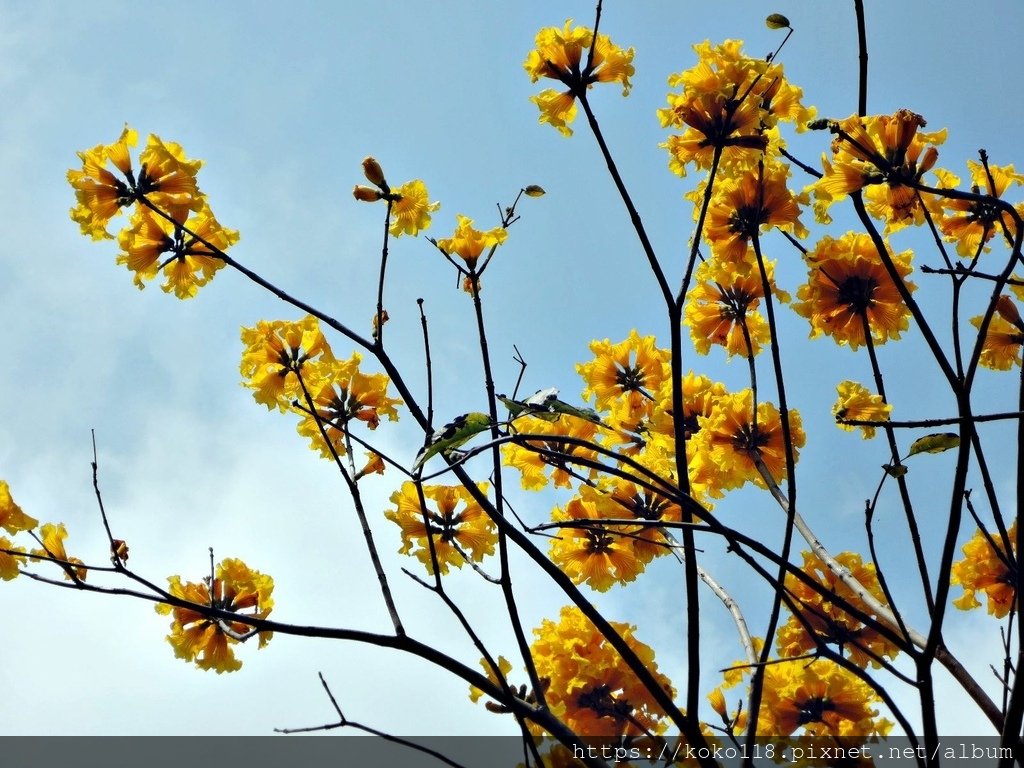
[1,0,1021,737]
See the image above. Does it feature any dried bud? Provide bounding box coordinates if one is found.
[111,538,129,565]
[362,156,386,187]
[996,294,1022,327]
[353,185,383,202]
[524,185,546,197]
[765,13,790,29]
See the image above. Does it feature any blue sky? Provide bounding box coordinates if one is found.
[1,0,1022,738]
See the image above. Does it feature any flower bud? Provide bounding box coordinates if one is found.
[353,185,383,202]
[708,687,728,718]
[362,156,386,187]
[524,185,546,197]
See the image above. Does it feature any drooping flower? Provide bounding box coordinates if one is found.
[155,558,274,673]
[777,551,900,669]
[952,520,1017,617]
[531,605,674,738]
[792,233,915,350]
[385,482,496,575]
[524,20,635,137]
[116,200,237,298]
[971,297,1024,370]
[0,481,38,534]
[30,522,87,582]
[434,214,507,269]
[67,125,139,240]
[833,381,891,439]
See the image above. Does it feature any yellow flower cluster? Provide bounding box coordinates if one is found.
[155,558,274,673]
[239,315,402,459]
[951,520,1017,617]
[757,659,892,737]
[930,161,1024,257]
[777,551,900,669]
[793,232,915,350]
[530,606,673,738]
[523,19,635,136]
[384,481,496,575]
[659,39,813,175]
[68,126,238,298]
[833,381,891,439]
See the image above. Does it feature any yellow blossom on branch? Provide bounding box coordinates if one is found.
[530,605,673,738]
[951,520,1017,617]
[389,179,440,237]
[524,19,635,136]
[833,381,891,439]
[0,481,38,534]
[155,558,274,673]
[434,214,507,269]
[930,162,1024,257]
[971,298,1024,370]
[239,315,335,411]
[792,232,915,350]
[30,522,87,582]
[384,482,496,575]
[777,551,900,669]
[0,537,26,581]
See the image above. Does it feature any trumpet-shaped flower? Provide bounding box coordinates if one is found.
[524,20,635,137]
[952,520,1017,617]
[793,233,915,350]
[30,523,87,582]
[833,381,891,439]
[240,316,335,411]
[389,179,440,237]
[385,482,496,575]
[155,558,274,673]
[0,481,38,534]
[435,215,507,269]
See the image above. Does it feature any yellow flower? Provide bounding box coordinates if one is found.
[757,658,892,737]
[690,389,804,495]
[931,162,1024,257]
[703,162,808,261]
[0,481,38,534]
[295,353,402,459]
[792,233,915,350]
[971,307,1024,371]
[389,179,439,237]
[0,537,26,581]
[952,520,1017,617]
[503,413,601,491]
[67,125,139,240]
[30,522,87,582]
[531,605,673,738]
[578,330,670,417]
[777,551,900,669]
[384,482,496,575]
[469,655,513,704]
[239,316,335,411]
[659,40,813,174]
[684,247,788,358]
[524,20,635,137]
[549,494,643,591]
[155,558,274,673]
[135,134,204,214]
[813,110,945,232]
[833,381,891,439]
[434,214,507,269]
[116,200,237,298]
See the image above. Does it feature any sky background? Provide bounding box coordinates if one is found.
[1,0,1022,739]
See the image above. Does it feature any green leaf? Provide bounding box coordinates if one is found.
[524,185,546,197]
[883,463,909,478]
[907,432,960,457]
[766,13,791,29]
